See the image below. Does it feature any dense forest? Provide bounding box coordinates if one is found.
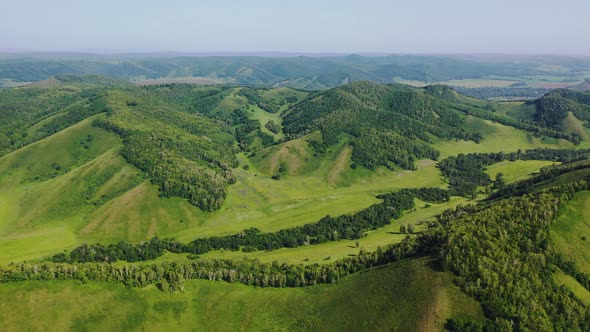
[283,82,482,170]
[438,180,590,330]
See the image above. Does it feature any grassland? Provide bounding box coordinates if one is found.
[434,116,574,158]
[394,77,520,88]
[396,73,589,90]
[0,257,484,332]
[485,160,556,184]
[487,74,584,89]
[197,197,468,264]
[564,112,590,141]
[553,269,590,305]
[0,116,445,263]
[551,191,590,273]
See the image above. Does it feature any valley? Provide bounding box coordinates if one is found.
[1,74,590,330]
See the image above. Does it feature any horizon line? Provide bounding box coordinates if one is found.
[1,49,590,58]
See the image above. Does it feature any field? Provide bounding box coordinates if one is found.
[394,78,519,88]
[487,75,584,89]
[0,257,484,332]
[396,73,588,90]
[485,160,556,184]
[553,269,590,305]
[434,116,574,158]
[198,197,467,264]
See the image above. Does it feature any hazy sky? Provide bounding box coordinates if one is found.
[1,0,589,54]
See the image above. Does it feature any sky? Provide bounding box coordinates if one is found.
[1,0,589,55]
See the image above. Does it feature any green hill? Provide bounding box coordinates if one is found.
[530,89,590,136]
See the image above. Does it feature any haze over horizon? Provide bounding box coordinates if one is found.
[2,0,590,55]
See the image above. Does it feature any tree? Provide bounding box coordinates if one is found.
[494,172,506,190]
[407,224,414,234]
[265,120,281,134]
[400,225,407,234]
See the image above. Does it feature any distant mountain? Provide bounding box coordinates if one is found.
[569,78,590,91]
[1,54,589,90]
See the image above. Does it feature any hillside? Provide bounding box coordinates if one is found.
[530,89,590,131]
[0,258,484,331]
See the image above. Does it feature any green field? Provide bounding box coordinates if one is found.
[198,197,468,264]
[0,258,484,332]
[485,160,556,184]
[553,269,590,305]
[0,117,444,263]
[435,116,574,158]
[394,77,519,88]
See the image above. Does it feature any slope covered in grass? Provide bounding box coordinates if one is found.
[551,191,590,273]
[0,258,483,332]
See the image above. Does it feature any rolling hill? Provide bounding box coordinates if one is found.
[0,76,586,262]
[2,54,590,91]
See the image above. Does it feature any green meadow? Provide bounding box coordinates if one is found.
[551,191,590,273]
[0,258,484,332]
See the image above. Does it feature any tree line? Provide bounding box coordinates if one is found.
[3,235,423,291]
[50,188,447,264]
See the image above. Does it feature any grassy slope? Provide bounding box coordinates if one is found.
[553,269,590,305]
[564,111,590,141]
[0,258,484,332]
[0,116,444,263]
[435,116,574,158]
[551,191,590,273]
[485,160,556,184]
[0,83,581,262]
